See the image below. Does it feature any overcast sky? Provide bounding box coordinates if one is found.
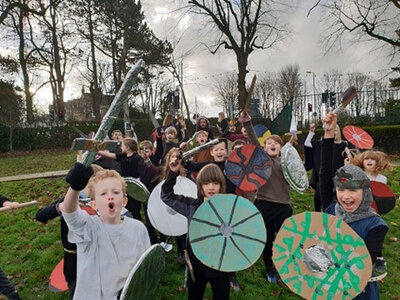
[141,0,393,117]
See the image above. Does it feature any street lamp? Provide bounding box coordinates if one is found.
[306,71,316,117]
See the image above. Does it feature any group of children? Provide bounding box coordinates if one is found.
[1,111,393,300]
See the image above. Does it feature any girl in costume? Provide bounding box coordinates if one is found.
[351,150,392,184]
[161,159,230,300]
[321,112,388,300]
[195,116,214,141]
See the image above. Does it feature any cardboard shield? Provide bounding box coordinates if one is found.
[225,144,272,192]
[273,212,372,300]
[281,143,309,193]
[125,177,150,203]
[370,181,396,214]
[148,176,195,236]
[189,194,266,272]
[342,125,374,149]
[49,259,68,292]
[120,244,165,300]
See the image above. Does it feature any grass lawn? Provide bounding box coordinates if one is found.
[0,150,399,299]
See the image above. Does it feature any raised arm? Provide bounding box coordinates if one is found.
[63,163,94,213]
[239,111,259,146]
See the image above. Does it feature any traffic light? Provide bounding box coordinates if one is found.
[321,90,328,103]
[166,92,173,103]
[307,103,312,112]
[329,92,336,107]
[173,93,180,109]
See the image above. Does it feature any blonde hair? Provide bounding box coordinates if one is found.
[161,147,185,180]
[196,164,226,199]
[122,138,138,153]
[165,126,177,136]
[87,170,126,199]
[352,150,392,173]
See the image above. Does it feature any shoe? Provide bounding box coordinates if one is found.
[374,257,387,274]
[229,275,242,292]
[160,242,173,252]
[266,271,277,283]
[177,251,185,266]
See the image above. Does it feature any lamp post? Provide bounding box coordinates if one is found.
[306,71,316,122]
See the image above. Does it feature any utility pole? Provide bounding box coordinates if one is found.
[306,71,316,115]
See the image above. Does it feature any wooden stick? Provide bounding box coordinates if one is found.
[0,200,37,212]
[243,75,257,112]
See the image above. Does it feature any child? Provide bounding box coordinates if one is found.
[35,165,104,299]
[195,116,214,141]
[0,195,21,300]
[351,150,392,184]
[162,126,180,160]
[217,112,229,136]
[161,161,230,300]
[62,163,150,299]
[160,148,187,266]
[98,137,143,220]
[192,131,213,163]
[303,122,347,211]
[239,111,293,283]
[93,129,123,171]
[320,112,388,300]
[176,115,188,142]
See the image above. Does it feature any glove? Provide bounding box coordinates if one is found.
[66,162,94,191]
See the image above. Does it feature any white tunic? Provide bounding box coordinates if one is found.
[367,173,387,184]
[64,209,150,300]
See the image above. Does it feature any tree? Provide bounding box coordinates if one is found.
[0,80,24,151]
[187,0,290,110]
[255,73,278,120]
[0,0,44,25]
[310,0,400,56]
[213,72,238,117]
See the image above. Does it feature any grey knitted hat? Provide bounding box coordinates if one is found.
[333,165,376,223]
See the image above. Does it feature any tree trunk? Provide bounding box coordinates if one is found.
[236,53,248,110]
[87,0,102,122]
[18,3,34,123]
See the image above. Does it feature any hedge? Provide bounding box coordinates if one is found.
[0,120,399,154]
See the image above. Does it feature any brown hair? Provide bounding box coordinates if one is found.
[352,150,392,173]
[196,164,226,199]
[139,140,153,150]
[161,147,185,180]
[87,169,126,199]
[265,135,284,146]
[162,113,174,126]
[122,138,138,153]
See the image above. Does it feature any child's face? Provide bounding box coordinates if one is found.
[170,151,181,164]
[121,142,127,153]
[202,182,221,199]
[264,139,281,157]
[166,132,176,142]
[92,177,127,224]
[363,158,377,173]
[112,131,123,141]
[210,142,227,162]
[139,146,152,159]
[336,188,363,213]
[241,127,248,137]
[199,119,207,128]
[196,133,208,145]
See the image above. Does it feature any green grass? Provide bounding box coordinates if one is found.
[0,150,399,299]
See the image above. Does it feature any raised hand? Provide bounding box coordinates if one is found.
[66,162,94,191]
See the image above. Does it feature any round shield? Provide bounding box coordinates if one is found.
[189,194,266,272]
[120,244,165,300]
[125,177,150,203]
[342,125,374,149]
[273,211,372,300]
[49,259,68,292]
[370,181,396,214]
[254,124,271,146]
[148,176,196,236]
[281,143,309,193]
[225,144,272,192]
